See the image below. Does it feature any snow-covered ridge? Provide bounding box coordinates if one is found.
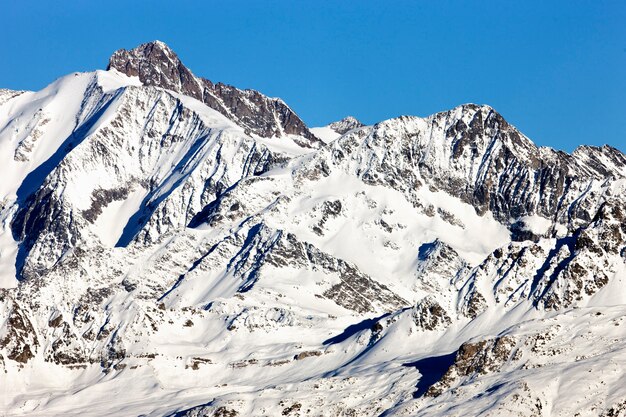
[0,42,624,417]
[311,116,365,143]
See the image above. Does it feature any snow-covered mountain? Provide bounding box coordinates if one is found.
[0,41,624,417]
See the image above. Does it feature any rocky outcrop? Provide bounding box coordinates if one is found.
[10,80,284,279]
[0,89,25,106]
[267,232,408,313]
[425,335,519,398]
[411,297,451,331]
[0,299,38,365]
[328,116,364,134]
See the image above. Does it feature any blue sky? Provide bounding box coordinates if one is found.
[2,1,624,152]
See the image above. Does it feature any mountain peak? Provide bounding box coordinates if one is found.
[148,39,172,50]
[107,40,191,93]
[106,41,321,146]
[328,116,364,134]
[108,40,178,67]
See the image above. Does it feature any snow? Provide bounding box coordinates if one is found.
[93,186,147,247]
[95,69,142,93]
[255,134,317,156]
[0,216,18,288]
[310,126,341,143]
[170,89,240,131]
[0,72,94,199]
[518,214,553,235]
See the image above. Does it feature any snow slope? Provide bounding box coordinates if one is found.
[310,126,341,143]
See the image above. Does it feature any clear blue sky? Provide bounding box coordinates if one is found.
[2,1,625,152]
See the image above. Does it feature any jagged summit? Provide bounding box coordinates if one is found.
[107,40,189,90]
[108,41,322,147]
[328,116,364,134]
[107,40,175,65]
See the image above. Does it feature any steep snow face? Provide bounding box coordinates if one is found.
[7,77,293,281]
[0,71,142,287]
[309,126,341,143]
[0,46,625,417]
[108,41,323,147]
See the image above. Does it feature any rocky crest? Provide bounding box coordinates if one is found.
[328,116,364,134]
[303,104,626,232]
[108,41,323,147]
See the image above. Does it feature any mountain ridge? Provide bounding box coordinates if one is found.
[108,40,323,148]
[0,41,624,417]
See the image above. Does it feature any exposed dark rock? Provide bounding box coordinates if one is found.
[282,403,302,415]
[510,219,544,242]
[186,357,212,370]
[321,105,626,238]
[437,207,464,228]
[601,400,626,417]
[312,199,342,235]
[215,407,239,417]
[265,232,407,313]
[48,314,63,328]
[412,297,451,331]
[426,335,518,397]
[294,350,322,360]
[0,303,39,364]
[463,288,487,319]
[82,185,132,223]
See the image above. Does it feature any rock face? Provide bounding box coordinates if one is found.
[108,41,322,147]
[0,42,625,417]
